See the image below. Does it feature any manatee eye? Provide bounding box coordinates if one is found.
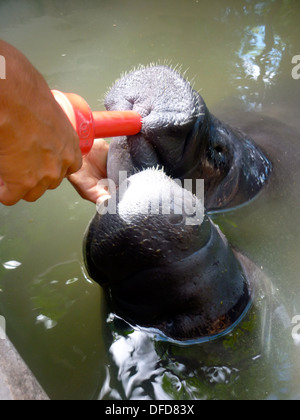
[214,145,224,155]
[212,144,228,167]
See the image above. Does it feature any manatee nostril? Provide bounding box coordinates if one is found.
[126,96,137,110]
[166,319,174,330]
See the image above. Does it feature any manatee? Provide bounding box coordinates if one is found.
[85,168,253,340]
[84,65,272,341]
[105,65,272,210]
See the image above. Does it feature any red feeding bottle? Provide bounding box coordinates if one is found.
[52,90,142,155]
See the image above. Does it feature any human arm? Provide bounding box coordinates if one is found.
[0,40,82,205]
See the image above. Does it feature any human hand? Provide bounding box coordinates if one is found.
[68,138,109,204]
[0,41,82,205]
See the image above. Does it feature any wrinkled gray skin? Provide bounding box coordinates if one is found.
[106,65,271,210]
[84,65,271,341]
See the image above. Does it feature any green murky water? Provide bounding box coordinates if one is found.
[1,0,300,400]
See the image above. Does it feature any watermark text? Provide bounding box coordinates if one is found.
[292,55,300,80]
[292,315,300,344]
[0,315,6,339]
[96,171,205,226]
[0,55,6,80]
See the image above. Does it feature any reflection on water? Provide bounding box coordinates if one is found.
[2,260,22,270]
[101,274,293,400]
[0,0,300,400]
[236,23,286,110]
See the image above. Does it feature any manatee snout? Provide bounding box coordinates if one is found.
[105,65,271,211]
[105,66,206,185]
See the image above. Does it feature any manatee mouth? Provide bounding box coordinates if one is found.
[107,109,207,192]
[127,131,193,179]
